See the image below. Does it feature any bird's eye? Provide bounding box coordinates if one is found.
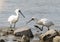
[32,18,34,20]
[19,10,21,12]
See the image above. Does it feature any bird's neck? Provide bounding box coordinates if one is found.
[34,18,38,23]
[16,13,19,19]
[16,12,19,16]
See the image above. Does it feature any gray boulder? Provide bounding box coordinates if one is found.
[14,26,34,38]
[53,36,60,42]
[21,35,30,42]
[39,29,59,42]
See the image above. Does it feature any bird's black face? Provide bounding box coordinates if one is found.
[19,10,21,13]
[31,18,34,20]
[19,10,25,18]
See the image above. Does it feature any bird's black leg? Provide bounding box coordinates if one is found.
[10,22,12,28]
[10,24,12,28]
[13,23,16,28]
[41,25,44,31]
[47,27,50,30]
[14,24,15,28]
[34,25,43,31]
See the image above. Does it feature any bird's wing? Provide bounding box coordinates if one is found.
[41,18,48,22]
[8,15,16,22]
[37,20,43,25]
[43,20,54,26]
[37,18,48,25]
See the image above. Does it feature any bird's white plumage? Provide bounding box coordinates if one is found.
[8,15,18,23]
[27,17,54,30]
[37,18,54,27]
[8,8,25,28]
[37,18,48,25]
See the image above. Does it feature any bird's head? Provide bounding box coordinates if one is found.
[31,17,35,20]
[26,17,35,24]
[15,8,25,18]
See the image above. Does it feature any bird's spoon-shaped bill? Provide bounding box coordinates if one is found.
[26,19,33,24]
[19,10,25,18]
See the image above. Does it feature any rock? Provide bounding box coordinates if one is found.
[53,36,60,42]
[21,35,30,42]
[0,32,6,36]
[14,26,34,38]
[6,29,14,35]
[6,34,17,42]
[0,39,5,42]
[31,40,40,42]
[0,27,15,35]
[0,36,6,42]
[39,29,59,42]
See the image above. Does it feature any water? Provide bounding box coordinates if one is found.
[0,0,60,41]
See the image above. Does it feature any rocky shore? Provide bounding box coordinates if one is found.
[0,26,60,42]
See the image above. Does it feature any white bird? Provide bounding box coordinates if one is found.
[26,17,54,31]
[8,9,25,28]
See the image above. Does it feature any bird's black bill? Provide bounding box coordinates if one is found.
[34,25,43,31]
[19,10,25,18]
[26,19,33,24]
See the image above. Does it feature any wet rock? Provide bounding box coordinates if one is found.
[0,27,15,35]
[21,35,30,42]
[14,26,33,38]
[0,32,6,36]
[6,34,17,42]
[39,29,59,42]
[0,36,7,42]
[0,39,5,42]
[6,29,14,35]
[53,36,60,42]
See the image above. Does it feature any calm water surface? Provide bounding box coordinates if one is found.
[0,0,60,35]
